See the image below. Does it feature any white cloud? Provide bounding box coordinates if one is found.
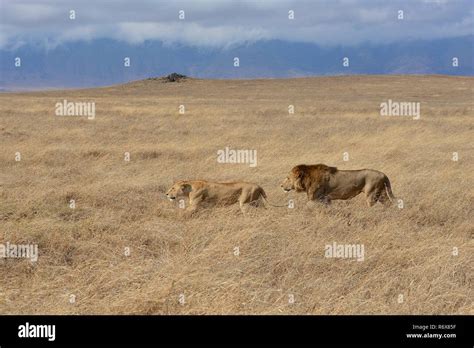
[114,22,270,47]
[0,0,472,49]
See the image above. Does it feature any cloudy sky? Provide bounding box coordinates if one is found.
[0,0,473,49]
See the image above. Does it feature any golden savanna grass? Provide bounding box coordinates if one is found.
[0,75,472,314]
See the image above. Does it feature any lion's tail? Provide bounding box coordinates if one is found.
[259,189,288,208]
[383,176,396,202]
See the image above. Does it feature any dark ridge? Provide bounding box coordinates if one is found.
[146,73,188,83]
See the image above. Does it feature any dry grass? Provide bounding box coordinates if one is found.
[0,75,472,314]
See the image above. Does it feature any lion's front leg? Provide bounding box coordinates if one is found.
[319,196,331,205]
[308,186,330,205]
[185,192,204,215]
[306,186,318,201]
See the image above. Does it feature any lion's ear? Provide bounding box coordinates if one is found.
[181,183,192,193]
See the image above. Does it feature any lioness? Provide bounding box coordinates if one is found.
[165,180,268,213]
[280,164,395,207]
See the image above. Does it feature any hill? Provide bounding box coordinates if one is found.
[1,36,473,90]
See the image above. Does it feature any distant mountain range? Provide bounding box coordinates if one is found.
[1,36,472,90]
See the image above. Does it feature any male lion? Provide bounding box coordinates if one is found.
[280,164,395,207]
[165,180,268,213]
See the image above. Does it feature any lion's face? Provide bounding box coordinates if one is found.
[165,182,191,201]
[281,167,307,193]
[280,175,295,192]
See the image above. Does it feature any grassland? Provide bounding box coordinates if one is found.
[0,75,472,314]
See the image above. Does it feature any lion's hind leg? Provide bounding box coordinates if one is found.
[238,190,253,214]
[366,196,377,207]
[377,190,392,207]
[365,181,384,207]
[365,188,380,207]
[367,181,391,207]
[319,196,331,206]
[239,200,247,214]
[248,199,263,208]
[239,200,257,215]
[248,188,267,208]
